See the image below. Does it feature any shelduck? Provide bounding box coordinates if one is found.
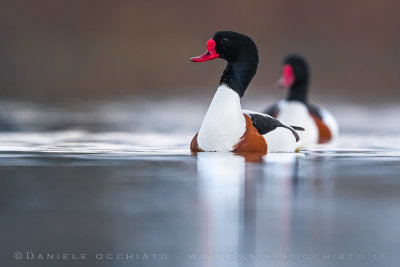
[190,31,303,153]
[264,55,339,145]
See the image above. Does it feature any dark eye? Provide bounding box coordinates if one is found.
[222,38,229,43]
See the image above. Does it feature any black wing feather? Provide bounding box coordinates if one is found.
[290,126,305,131]
[249,113,281,135]
[247,113,300,142]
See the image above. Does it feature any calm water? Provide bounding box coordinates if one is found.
[0,98,399,267]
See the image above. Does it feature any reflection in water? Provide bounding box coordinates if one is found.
[197,152,245,262]
[196,152,301,266]
[234,152,266,163]
[262,154,301,265]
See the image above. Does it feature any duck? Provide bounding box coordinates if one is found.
[189,31,304,153]
[263,55,339,145]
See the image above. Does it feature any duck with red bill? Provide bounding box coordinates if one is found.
[189,31,304,153]
[263,55,339,145]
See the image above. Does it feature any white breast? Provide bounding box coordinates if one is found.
[276,101,318,146]
[197,85,246,152]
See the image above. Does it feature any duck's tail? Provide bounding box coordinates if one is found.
[290,126,305,131]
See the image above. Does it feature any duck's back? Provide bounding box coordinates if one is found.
[265,100,338,144]
[275,101,318,145]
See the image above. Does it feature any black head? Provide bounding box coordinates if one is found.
[190,31,259,97]
[279,54,310,89]
[213,31,258,64]
[191,31,258,64]
[278,54,310,102]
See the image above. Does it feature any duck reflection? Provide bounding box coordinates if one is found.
[234,152,266,163]
[196,152,245,256]
[195,152,302,264]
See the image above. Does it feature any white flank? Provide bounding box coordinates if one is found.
[197,85,246,152]
[263,127,299,153]
[276,101,318,146]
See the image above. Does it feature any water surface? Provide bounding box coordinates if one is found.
[0,99,399,267]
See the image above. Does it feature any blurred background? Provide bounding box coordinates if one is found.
[1,0,399,102]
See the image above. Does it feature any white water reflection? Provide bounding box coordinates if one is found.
[0,131,190,154]
[0,99,399,160]
[195,150,380,267]
[196,152,307,267]
[197,152,245,261]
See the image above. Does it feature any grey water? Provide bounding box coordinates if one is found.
[0,98,399,267]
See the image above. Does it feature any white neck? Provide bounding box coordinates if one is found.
[197,85,246,152]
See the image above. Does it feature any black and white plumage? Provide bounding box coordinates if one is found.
[265,101,324,122]
[244,111,301,140]
[190,31,303,153]
[243,110,302,152]
[264,55,338,145]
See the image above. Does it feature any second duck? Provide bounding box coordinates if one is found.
[264,55,339,145]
